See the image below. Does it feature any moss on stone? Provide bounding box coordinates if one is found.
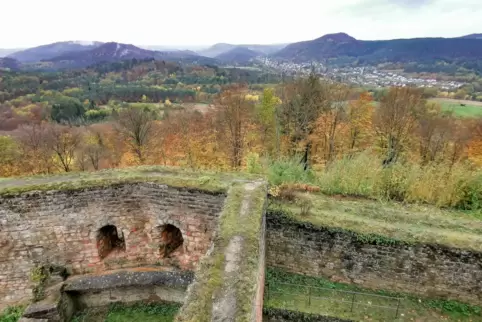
[175,181,268,322]
[0,166,262,196]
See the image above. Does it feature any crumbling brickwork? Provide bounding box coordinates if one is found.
[266,212,482,305]
[0,183,225,307]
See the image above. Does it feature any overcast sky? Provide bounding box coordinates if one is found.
[2,0,481,48]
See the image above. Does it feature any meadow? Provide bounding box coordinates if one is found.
[430,98,482,117]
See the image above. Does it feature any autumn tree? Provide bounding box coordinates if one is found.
[81,126,107,170]
[215,84,255,169]
[311,83,350,163]
[116,105,155,164]
[256,87,282,157]
[374,87,425,165]
[279,73,330,168]
[417,103,454,164]
[17,122,54,174]
[0,135,21,177]
[346,92,374,152]
[447,119,472,166]
[46,124,82,172]
[467,119,482,166]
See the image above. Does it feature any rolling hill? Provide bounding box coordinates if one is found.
[459,34,482,39]
[8,41,104,62]
[45,42,216,68]
[273,33,482,65]
[0,57,20,70]
[215,47,261,63]
[198,43,287,58]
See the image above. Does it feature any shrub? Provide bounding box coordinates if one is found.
[318,152,382,197]
[246,152,263,174]
[85,108,111,122]
[316,152,482,209]
[297,197,313,217]
[278,185,296,202]
[267,156,316,186]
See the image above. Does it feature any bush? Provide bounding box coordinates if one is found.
[316,152,482,209]
[318,152,382,197]
[246,152,263,174]
[297,197,313,217]
[85,108,111,122]
[267,157,316,186]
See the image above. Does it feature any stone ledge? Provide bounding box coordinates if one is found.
[64,269,194,292]
[23,302,58,319]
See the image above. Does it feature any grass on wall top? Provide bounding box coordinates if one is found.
[0,165,263,196]
[270,192,482,252]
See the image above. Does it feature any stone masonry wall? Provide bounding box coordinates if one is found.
[266,212,482,305]
[0,183,225,307]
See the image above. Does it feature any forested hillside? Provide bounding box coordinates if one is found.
[1,59,482,212]
[274,33,482,74]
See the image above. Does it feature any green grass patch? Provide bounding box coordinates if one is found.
[0,306,24,322]
[72,302,181,322]
[269,193,482,251]
[265,268,482,321]
[0,166,263,196]
[442,104,482,118]
[429,99,482,118]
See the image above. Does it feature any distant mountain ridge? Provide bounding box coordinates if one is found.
[215,47,262,63]
[44,42,216,68]
[0,57,20,70]
[460,34,482,39]
[8,41,104,62]
[198,43,287,58]
[273,32,482,65]
[5,33,482,71]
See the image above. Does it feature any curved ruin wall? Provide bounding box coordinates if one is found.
[265,212,482,305]
[0,183,225,307]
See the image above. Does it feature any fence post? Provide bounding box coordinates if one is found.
[395,298,401,319]
[350,293,356,313]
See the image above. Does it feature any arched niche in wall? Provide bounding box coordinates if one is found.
[159,224,184,258]
[96,225,126,259]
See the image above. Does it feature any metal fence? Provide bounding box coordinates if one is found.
[265,282,403,320]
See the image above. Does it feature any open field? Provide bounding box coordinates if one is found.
[265,268,482,322]
[429,98,482,118]
[372,98,482,118]
[270,193,482,251]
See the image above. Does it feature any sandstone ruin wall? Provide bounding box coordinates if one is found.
[0,183,225,307]
[266,212,482,305]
